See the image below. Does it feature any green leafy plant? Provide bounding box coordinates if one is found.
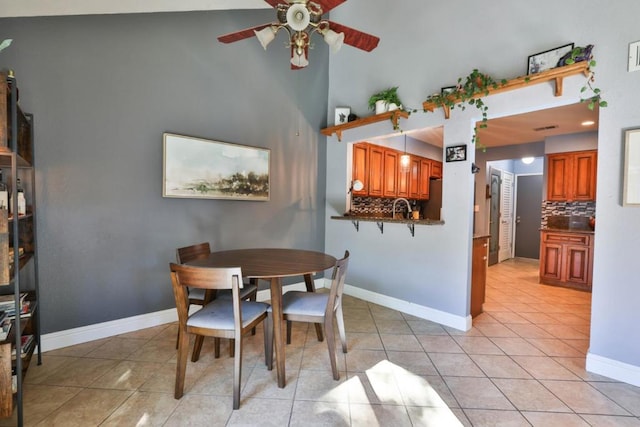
[560,45,607,110]
[368,86,403,111]
[424,69,507,144]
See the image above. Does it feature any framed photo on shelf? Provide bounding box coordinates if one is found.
[623,129,640,206]
[163,133,270,201]
[334,107,350,125]
[441,86,456,96]
[445,144,467,162]
[527,43,574,75]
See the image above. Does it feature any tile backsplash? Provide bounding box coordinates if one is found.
[541,201,596,228]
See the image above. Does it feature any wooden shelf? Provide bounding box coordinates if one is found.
[321,110,410,141]
[423,62,590,118]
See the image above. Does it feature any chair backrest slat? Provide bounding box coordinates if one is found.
[326,250,350,316]
[176,242,211,264]
[170,263,242,290]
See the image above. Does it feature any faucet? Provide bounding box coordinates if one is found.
[392,198,412,219]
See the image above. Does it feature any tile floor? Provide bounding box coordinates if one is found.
[3,258,640,426]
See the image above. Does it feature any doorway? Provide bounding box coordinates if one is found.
[488,168,501,266]
[514,174,543,259]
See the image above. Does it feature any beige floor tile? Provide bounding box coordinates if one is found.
[241,365,299,401]
[127,337,181,363]
[416,335,464,353]
[84,337,147,360]
[289,400,350,426]
[443,376,515,410]
[35,388,133,426]
[386,350,438,376]
[90,360,165,390]
[346,332,384,350]
[489,337,546,356]
[405,319,449,335]
[117,324,171,340]
[393,373,456,408]
[43,338,111,358]
[474,322,519,338]
[526,338,585,357]
[17,384,81,426]
[36,357,119,387]
[463,409,531,426]
[373,319,412,334]
[504,323,555,339]
[346,368,404,405]
[511,355,581,380]
[469,355,532,379]
[164,394,234,426]
[580,414,640,426]
[379,334,422,351]
[406,406,465,426]
[100,391,178,426]
[429,353,485,377]
[493,378,571,412]
[589,381,640,416]
[344,349,387,373]
[349,403,413,426]
[452,336,504,355]
[540,380,631,415]
[293,369,348,402]
[522,411,591,426]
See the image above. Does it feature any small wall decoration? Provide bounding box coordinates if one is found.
[527,43,574,75]
[441,86,456,96]
[334,107,350,125]
[623,129,640,206]
[163,133,270,201]
[445,144,467,162]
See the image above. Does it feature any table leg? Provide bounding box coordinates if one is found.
[304,274,324,342]
[270,277,286,388]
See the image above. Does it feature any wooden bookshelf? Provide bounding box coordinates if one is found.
[321,110,409,142]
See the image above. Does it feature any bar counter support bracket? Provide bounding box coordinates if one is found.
[407,223,415,237]
[376,222,384,234]
[351,220,359,232]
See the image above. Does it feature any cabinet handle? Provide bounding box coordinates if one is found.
[483,256,487,260]
[483,243,487,248]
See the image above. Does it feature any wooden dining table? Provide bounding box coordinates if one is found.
[186,248,337,388]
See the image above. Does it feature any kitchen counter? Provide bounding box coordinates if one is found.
[540,227,594,234]
[331,214,444,226]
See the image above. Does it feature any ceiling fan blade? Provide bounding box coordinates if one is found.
[315,0,347,13]
[217,23,272,44]
[328,21,380,52]
[262,0,282,8]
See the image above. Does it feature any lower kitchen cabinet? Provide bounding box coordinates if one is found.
[471,236,489,317]
[539,230,593,291]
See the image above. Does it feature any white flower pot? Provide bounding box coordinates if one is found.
[375,100,388,115]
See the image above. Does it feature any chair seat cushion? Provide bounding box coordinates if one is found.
[274,291,329,317]
[188,283,257,303]
[188,299,269,330]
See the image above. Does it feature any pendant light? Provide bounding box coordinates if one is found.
[400,134,411,173]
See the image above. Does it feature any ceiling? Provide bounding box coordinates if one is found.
[410,102,599,148]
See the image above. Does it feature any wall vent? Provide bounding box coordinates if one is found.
[533,125,559,132]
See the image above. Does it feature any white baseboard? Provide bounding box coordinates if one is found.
[41,279,469,352]
[586,352,640,387]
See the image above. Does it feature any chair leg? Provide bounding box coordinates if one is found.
[286,320,292,345]
[265,312,274,370]
[335,304,348,353]
[192,335,205,362]
[250,279,257,336]
[232,333,242,409]
[324,317,340,380]
[214,337,221,359]
[229,339,235,357]
[175,328,190,399]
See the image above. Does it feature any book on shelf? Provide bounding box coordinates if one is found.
[0,292,30,318]
[0,318,10,341]
[11,334,34,358]
[8,247,24,259]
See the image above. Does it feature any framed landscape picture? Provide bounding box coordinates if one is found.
[445,144,467,162]
[163,133,270,201]
[623,129,640,206]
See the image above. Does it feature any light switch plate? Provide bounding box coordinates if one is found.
[629,41,640,72]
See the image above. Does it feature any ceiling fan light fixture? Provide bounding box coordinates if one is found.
[291,49,309,67]
[254,26,277,50]
[323,29,344,53]
[286,3,311,32]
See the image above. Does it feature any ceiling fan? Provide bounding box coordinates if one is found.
[217,0,380,69]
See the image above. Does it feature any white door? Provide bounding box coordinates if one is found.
[499,170,514,262]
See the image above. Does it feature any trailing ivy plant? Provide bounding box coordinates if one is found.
[424,69,507,144]
[558,45,607,110]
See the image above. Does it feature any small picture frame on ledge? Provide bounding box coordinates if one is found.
[334,107,350,125]
[441,86,456,96]
[527,43,574,75]
[445,144,467,162]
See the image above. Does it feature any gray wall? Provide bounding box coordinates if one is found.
[0,10,330,333]
[325,0,640,380]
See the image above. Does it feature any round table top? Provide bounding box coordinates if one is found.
[187,248,337,279]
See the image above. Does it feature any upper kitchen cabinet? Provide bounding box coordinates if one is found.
[546,150,597,201]
[352,143,369,196]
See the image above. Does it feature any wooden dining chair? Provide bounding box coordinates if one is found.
[176,242,259,355]
[266,250,350,380]
[169,263,269,410]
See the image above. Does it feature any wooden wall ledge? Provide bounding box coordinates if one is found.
[320,62,590,140]
[423,62,590,119]
[321,110,409,141]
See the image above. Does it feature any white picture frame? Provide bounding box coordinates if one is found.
[623,129,640,206]
[334,107,350,125]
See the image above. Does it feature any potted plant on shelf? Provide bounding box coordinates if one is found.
[557,45,607,110]
[0,39,11,55]
[368,86,403,115]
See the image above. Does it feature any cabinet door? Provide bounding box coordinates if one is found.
[407,157,420,199]
[573,150,597,201]
[431,160,442,179]
[419,159,431,200]
[565,244,591,285]
[368,145,384,197]
[547,153,571,201]
[352,143,369,196]
[383,149,399,197]
[397,158,410,198]
[540,242,563,282]
[471,237,489,317]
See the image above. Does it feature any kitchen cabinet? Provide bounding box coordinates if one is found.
[546,150,597,201]
[352,143,369,196]
[471,236,489,317]
[352,142,438,200]
[431,160,442,179]
[539,230,593,291]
